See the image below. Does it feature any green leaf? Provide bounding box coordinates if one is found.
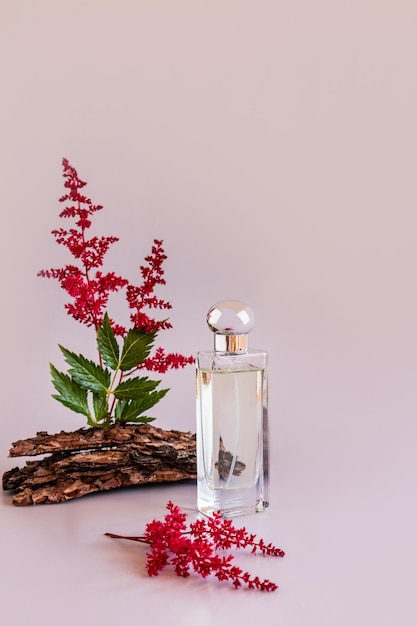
[119,328,155,371]
[120,414,155,424]
[97,312,120,370]
[118,388,169,423]
[92,392,109,422]
[114,399,128,421]
[50,364,91,418]
[59,345,111,393]
[113,376,161,400]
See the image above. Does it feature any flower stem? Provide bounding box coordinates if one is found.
[104,532,148,544]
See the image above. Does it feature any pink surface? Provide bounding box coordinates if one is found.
[1,1,416,624]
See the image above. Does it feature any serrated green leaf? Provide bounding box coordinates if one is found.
[50,364,91,418]
[113,376,161,400]
[119,329,155,371]
[114,399,128,421]
[97,312,120,370]
[92,392,109,422]
[59,345,111,393]
[118,388,169,423]
[134,388,169,413]
[121,415,155,424]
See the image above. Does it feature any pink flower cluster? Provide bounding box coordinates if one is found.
[105,501,285,591]
[39,158,194,374]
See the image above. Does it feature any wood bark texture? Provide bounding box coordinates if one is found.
[3,424,197,506]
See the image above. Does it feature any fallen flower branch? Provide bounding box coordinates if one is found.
[105,501,285,591]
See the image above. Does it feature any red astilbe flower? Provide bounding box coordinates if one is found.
[141,347,195,374]
[127,239,172,333]
[105,501,285,591]
[39,158,194,356]
[38,158,128,333]
[126,239,194,372]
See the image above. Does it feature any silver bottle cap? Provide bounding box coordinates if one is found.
[207,299,255,353]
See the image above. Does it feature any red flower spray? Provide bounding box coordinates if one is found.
[39,159,194,427]
[105,501,285,591]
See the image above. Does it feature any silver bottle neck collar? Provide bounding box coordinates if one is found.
[214,334,248,353]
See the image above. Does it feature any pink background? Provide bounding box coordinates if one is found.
[1,1,416,624]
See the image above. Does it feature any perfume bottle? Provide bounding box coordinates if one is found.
[196,300,269,518]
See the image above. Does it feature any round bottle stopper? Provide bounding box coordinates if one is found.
[207,300,255,353]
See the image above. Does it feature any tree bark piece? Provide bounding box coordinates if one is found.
[3,424,197,506]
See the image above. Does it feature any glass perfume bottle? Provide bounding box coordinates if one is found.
[196,300,269,518]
